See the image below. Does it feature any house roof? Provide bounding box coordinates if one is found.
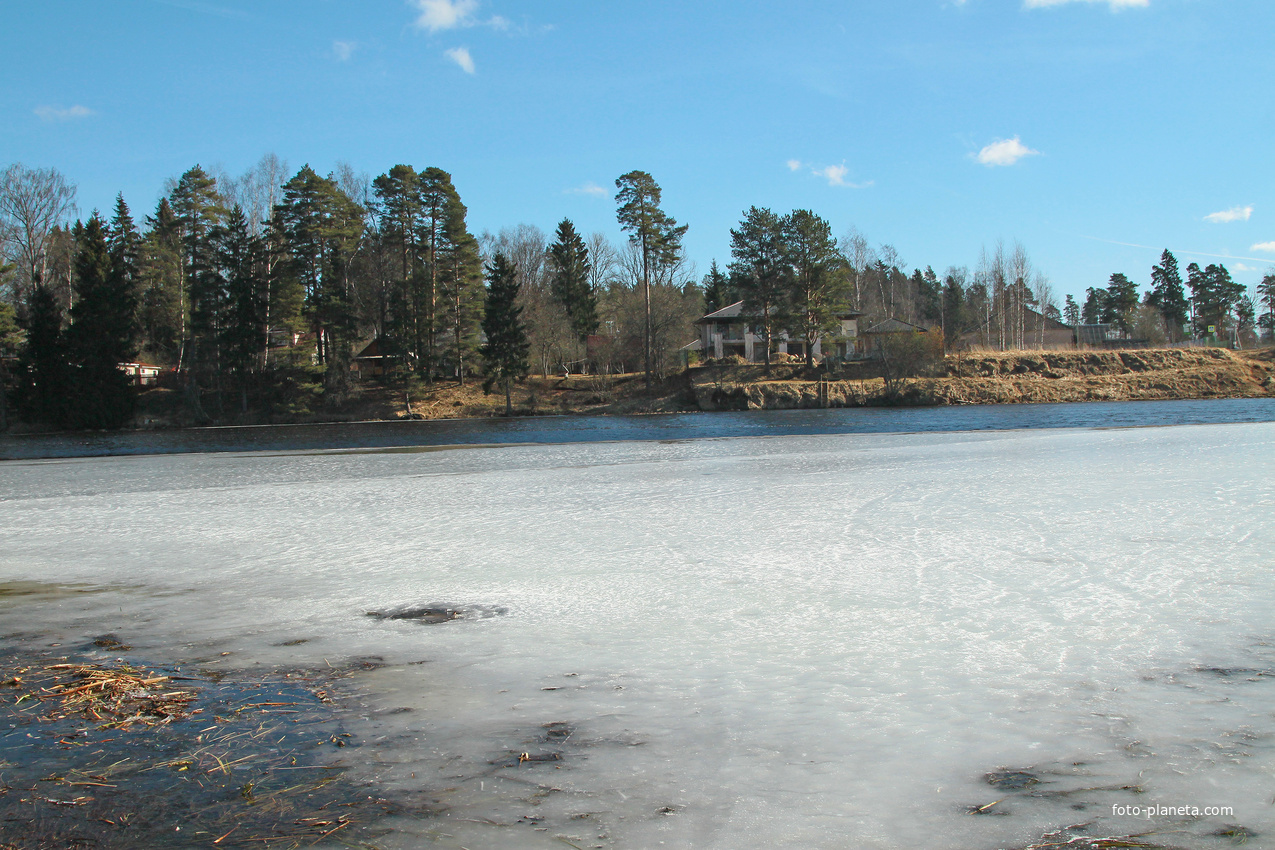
[862,318,930,334]
[696,300,862,324]
[696,301,746,322]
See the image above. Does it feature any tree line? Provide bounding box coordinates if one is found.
[0,161,710,428]
[1078,250,1273,345]
[3,158,1272,430]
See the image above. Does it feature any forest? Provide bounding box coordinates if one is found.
[1,157,1272,430]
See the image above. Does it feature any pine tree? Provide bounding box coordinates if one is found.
[64,214,138,429]
[615,171,687,386]
[273,166,365,375]
[547,218,597,344]
[440,213,483,384]
[372,164,422,370]
[480,252,529,414]
[1063,294,1080,327]
[1257,272,1275,340]
[1081,287,1106,325]
[1103,273,1139,332]
[784,209,849,367]
[729,206,790,372]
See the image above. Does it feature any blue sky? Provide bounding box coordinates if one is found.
[3,0,1273,304]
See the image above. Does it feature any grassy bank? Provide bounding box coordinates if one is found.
[30,346,1270,433]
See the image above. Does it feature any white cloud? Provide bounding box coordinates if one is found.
[34,105,94,122]
[445,46,476,73]
[817,164,850,186]
[566,182,607,197]
[808,163,871,188]
[414,0,479,32]
[1024,0,1149,9]
[786,159,802,172]
[333,40,356,61]
[975,136,1040,167]
[1252,242,1275,253]
[1204,205,1253,224]
[1233,263,1257,272]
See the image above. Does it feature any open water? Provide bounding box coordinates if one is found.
[1,400,1273,848]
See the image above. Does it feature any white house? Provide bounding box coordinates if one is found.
[693,301,862,363]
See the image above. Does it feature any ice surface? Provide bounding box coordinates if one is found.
[2,422,1273,848]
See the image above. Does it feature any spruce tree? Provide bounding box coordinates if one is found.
[702,260,733,313]
[15,283,67,426]
[64,214,138,429]
[169,166,226,373]
[547,218,597,343]
[1148,249,1187,339]
[217,205,266,411]
[480,252,529,414]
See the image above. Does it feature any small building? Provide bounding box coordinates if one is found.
[857,318,932,358]
[694,301,861,363]
[351,337,394,379]
[118,362,164,386]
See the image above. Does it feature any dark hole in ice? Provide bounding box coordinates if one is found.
[90,634,132,651]
[985,769,1040,790]
[365,604,508,624]
[541,721,573,742]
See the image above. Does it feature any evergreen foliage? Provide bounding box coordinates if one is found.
[784,209,849,367]
[728,206,790,372]
[64,214,137,429]
[15,284,67,425]
[547,218,597,343]
[1147,249,1188,338]
[1103,273,1139,331]
[701,260,733,313]
[480,252,529,413]
[615,171,686,386]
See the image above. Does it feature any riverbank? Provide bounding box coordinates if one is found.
[696,347,1275,410]
[3,347,1272,439]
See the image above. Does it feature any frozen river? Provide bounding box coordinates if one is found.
[2,407,1273,848]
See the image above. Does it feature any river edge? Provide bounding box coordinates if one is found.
[0,608,1225,850]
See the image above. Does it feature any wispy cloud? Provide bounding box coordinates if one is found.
[1252,242,1275,254]
[566,182,607,197]
[1204,205,1253,224]
[812,163,872,188]
[333,40,357,61]
[975,136,1040,167]
[1232,263,1257,272]
[786,159,802,172]
[412,0,507,33]
[414,0,477,31]
[445,46,475,73]
[1024,0,1149,9]
[34,105,95,122]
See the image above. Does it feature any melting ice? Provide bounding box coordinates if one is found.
[1,422,1273,849]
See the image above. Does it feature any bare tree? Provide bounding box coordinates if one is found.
[838,226,875,313]
[0,164,77,305]
[1032,272,1055,348]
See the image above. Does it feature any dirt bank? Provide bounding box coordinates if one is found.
[690,348,1275,410]
[79,346,1275,432]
